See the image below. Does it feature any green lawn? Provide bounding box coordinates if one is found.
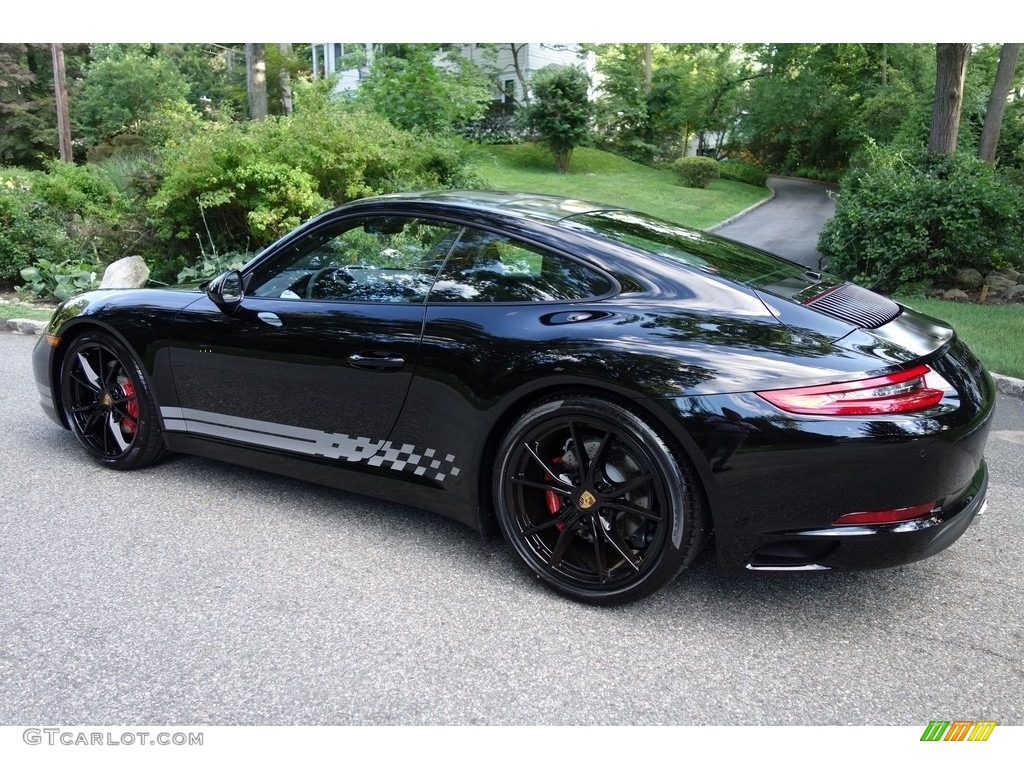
[896,296,1024,380]
[468,144,770,229]
[0,302,53,323]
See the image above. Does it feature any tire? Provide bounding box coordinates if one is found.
[494,395,706,605]
[59,331,167,470]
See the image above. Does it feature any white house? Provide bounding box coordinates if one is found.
[310,43,596,107]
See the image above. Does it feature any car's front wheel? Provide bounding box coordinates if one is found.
[494,396,706,605]
[59,331,167,470]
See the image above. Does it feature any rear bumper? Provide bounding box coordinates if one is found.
[744,460,988,571]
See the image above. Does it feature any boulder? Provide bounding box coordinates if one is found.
[99,256,149,289]
[942,288,970,301]
[983,273,1016,293]
[998,267,1021,283]
[1006,284,1024,301]
[954,268,983,289]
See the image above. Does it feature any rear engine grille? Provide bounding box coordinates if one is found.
[803,283,901,329]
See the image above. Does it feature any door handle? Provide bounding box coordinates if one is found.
[257,311,283,327]
[348,352,405,371]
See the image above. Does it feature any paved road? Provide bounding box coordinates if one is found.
[1,331,1022,727]
[714,176,837,269]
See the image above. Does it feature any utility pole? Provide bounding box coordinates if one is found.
[51,43,73,162]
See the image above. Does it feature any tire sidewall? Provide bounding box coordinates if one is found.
[60,331,164,470]
[494,395,701,605]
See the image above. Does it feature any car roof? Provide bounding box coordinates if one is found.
[369,190,628,225]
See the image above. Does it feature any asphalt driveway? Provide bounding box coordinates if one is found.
[713,176,837,269]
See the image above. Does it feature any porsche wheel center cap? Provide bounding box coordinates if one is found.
[101,392,113,407]
[577,490,597,510]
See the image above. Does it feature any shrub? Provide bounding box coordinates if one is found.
[175,250,249,284]
[523,65,592,173]
[818,145,1024,292]
[147,89,481,259]
[0,171,74,285]
[17,258,100,302]
[717,159,768,187]
[672,156,720,188]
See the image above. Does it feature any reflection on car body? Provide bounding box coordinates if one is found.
[33,191,995,604]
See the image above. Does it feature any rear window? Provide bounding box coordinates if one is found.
[561,210,813,294]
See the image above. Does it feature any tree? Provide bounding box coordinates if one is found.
[978,43,1022,163]
[245,43,268,121]
[928,43,971,154]
[0,43,88,167]
[525,65,591,172]
[51,44,72,162]
[592,43,656,162]
[73,46,191,147]
[278,43,294,116]
[356,45,491,134]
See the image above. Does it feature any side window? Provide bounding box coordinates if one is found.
[246,216,462,304]
[429,228,613,303]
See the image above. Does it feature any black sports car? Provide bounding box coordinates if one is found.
[33,190,995,604]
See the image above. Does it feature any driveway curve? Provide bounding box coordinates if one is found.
[712,176,837,269]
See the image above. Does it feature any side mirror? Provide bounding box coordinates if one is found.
[207,270,243,311]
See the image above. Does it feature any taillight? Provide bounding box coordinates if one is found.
[832,501,937,526]
[756,365,943,416]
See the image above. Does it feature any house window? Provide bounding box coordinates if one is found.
[503,79,515,105]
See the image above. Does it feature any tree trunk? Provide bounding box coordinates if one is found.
[245,43,268,121]
[50,43,72,162]
[278,43,294,116]
[928,43,971,154]
[978,43,1022,164]
[509,44,530,106]
[643,44,653,94]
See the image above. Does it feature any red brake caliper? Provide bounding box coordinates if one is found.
[544,456,566,531]
[120,379,139,435]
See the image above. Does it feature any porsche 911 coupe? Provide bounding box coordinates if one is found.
[33,190,995,604]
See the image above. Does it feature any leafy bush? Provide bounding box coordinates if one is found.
[524,65,592,173]
[0,172,75,285]
[355,45,492,134]
[717,159,768,187]
[147,85,481,259]
[672,156,720,188]
[818,145,1024,292]
[16,258,99,301]
[175,250,249,284]
[72,49,191,146]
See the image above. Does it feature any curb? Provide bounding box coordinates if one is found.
[992,373,1024,400]
[706,186,777,233]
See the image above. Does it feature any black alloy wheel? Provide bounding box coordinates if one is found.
[59,332,167,470]
[494,396,706,605]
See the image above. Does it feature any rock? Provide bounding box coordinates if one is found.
[6,318,45,334]
[942,288,970,301]
[1007,284,1024,301]
[954,268,983,289]
[99,256,149,289]
[998,267,1021,282]
[983,273,1016,293]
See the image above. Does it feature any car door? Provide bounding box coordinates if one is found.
[165,214,462,458]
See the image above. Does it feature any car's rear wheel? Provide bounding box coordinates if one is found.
[60,332,166,470]
[494,396,706,605]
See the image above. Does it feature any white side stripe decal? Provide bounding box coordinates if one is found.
[160,407,461,482]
